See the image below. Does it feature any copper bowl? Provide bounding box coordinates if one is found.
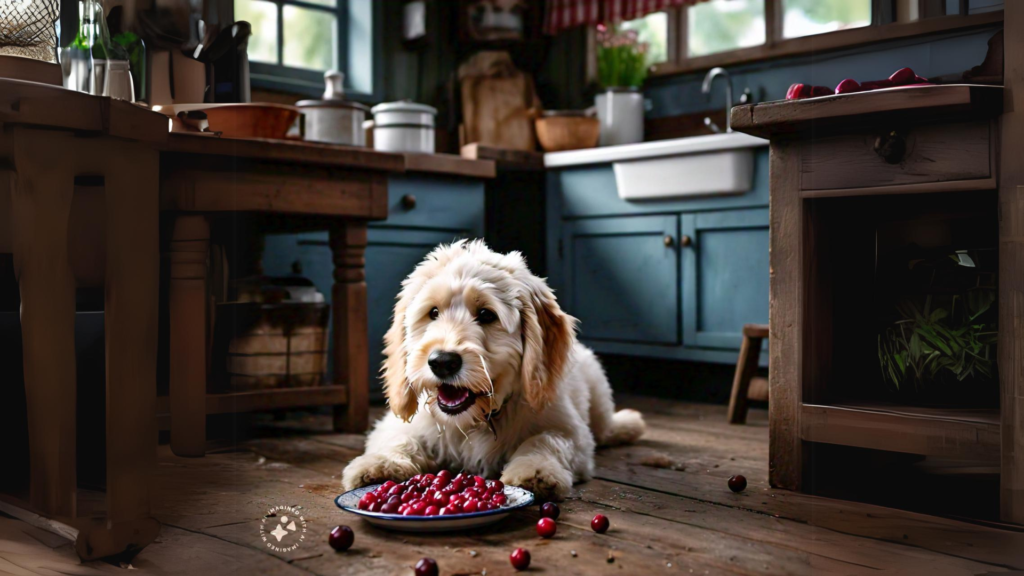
[159,103,301,139]
[535,111,600,152]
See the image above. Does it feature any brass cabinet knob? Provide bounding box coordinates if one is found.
[680,235,693,247]
[664,235,674,247]
[401,194,417,209]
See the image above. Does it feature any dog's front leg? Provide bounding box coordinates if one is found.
[341,416,433,490]
[500,434,576,501]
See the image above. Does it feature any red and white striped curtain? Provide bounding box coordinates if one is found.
[543,0,710,35]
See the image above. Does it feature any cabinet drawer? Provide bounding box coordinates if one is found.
[379,175,485,232]
[800,121,992,193]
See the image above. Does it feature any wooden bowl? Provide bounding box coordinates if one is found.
[159,103,301,139]
[536,115,600,152]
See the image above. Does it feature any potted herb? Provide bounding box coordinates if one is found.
[595,24,648,146]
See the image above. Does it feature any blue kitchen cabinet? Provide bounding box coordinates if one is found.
[561,215,679,345]
[263,174,485,401]
[547,163,769,365]
[682,209,769,350]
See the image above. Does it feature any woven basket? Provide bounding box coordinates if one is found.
[0,0,59,62]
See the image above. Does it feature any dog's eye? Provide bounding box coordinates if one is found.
[429,307,439,320]
[477,308,498,325]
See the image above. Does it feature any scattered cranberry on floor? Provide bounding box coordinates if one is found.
[591,514,610,533]
[328,525,354,551]
[510,547,531,571]
[728,475,748,493]
[540,501,560,519]
[536,517,557,538]
[414,557,438,576]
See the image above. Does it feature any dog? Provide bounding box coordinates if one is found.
[341,240,645,501]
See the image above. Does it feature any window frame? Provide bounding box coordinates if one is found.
[629,0,1003,78]
[232,0,382,101]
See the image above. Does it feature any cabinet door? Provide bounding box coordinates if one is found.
[563,215,680,345]
[682,209,769,350]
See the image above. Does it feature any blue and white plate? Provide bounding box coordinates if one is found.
[335,484,534,532]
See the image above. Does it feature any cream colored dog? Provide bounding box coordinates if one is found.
[341,240,645,500]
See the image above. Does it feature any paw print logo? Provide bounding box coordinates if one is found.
[260,505,308,553]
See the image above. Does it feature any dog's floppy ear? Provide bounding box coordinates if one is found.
[519,275,577,411]
[382,288,418,422]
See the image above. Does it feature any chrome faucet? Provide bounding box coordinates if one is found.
[702,67,733,133]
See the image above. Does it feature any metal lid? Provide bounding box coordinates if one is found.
[296,99,370,111]
[371,100,437,116]
[296,70,371,111]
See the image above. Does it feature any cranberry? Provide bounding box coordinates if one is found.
[425,505,441,516]
[477,501,495,512]
[473,475,487,489]
[401,491,417,503]
[536,517,557,538]
[492,493,508,506]
[381,500,400,514]
[357,493,376,510]
[446,501,463,514]
[437,469,452,480]
[486,479,504,491]
[328,525,354,551]
[380,480,397,492]
[463,500,479,513]
[368,501,382,513]
[415,557,438,576]
[510,548,531,571]
[591,514,609,533]
[540,502,560,520]
[728,475,747,493]
[388,484,405,498]
[432,492,450,506]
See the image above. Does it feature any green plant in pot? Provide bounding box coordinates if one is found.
[877,249,997,404]
[595,24,648,147]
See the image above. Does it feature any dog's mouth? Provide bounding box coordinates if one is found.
[436,384,477,415]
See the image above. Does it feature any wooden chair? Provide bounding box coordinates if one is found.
[727,324,769,424]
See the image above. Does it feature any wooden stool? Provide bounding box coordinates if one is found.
[727,324,769,424]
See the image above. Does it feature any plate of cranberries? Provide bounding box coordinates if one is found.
[335,470,534,532]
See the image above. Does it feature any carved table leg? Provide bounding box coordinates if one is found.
[329,222,369,433]
[168,215,210,457]
[10,128,77,519]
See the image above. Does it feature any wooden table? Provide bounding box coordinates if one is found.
[159,134,403,458]
[0,78,166,559]
[730,84,1019,520]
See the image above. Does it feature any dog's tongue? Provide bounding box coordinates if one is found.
[438,384,470,406]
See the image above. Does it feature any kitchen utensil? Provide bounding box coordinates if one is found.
[336,484,534,532]
[157,103,300,139]
[199,21,251,103]
[536,110,599,152]
[297,71,370,146]
[371,100,437,153]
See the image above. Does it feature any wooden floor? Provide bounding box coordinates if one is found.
[4,396,1024,575]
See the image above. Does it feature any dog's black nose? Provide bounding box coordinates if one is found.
[428,351,462,379]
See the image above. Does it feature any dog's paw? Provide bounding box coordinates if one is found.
[341,453,421,491]
[500,458,573,502]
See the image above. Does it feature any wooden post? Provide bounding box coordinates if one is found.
[768,140,805,491]
[10,128,78,519]
[168,214,210,457]
[728,325,767,425]
[1000,1,1024,525]
[329,221,369,433]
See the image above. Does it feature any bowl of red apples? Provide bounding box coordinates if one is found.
[335,470,534,532]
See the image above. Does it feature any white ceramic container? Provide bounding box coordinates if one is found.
[371,100,437,153]
[595,88,644,147]
[298,71,370,146]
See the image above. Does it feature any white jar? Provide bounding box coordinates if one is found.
[370,100,437,154]
[298,71,370,146]
[595,87,644,147]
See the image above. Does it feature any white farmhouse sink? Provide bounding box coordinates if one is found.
[543,132,768,200]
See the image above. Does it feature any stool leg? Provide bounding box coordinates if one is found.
[168,214,210,457]
[11,128,77,518]
[727,334,763,425]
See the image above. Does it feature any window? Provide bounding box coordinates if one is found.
[620,11,669,65]
[606,0,1002,77]
[233,0,378,98]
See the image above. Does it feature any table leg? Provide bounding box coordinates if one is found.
[11,128,77,519]
[329,222,369,433]
[168,215,210,457]
[73,143,161,560]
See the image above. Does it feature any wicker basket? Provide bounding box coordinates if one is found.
[0,0,59,63]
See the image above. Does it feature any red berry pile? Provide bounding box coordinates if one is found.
[356,470,508,516]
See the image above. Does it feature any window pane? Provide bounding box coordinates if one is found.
[283,6,336,71]
[620,11,668,65]
[688,0,765,58]
[298,0,336,6]
[235,0,278,64]
[782,0,870,39]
